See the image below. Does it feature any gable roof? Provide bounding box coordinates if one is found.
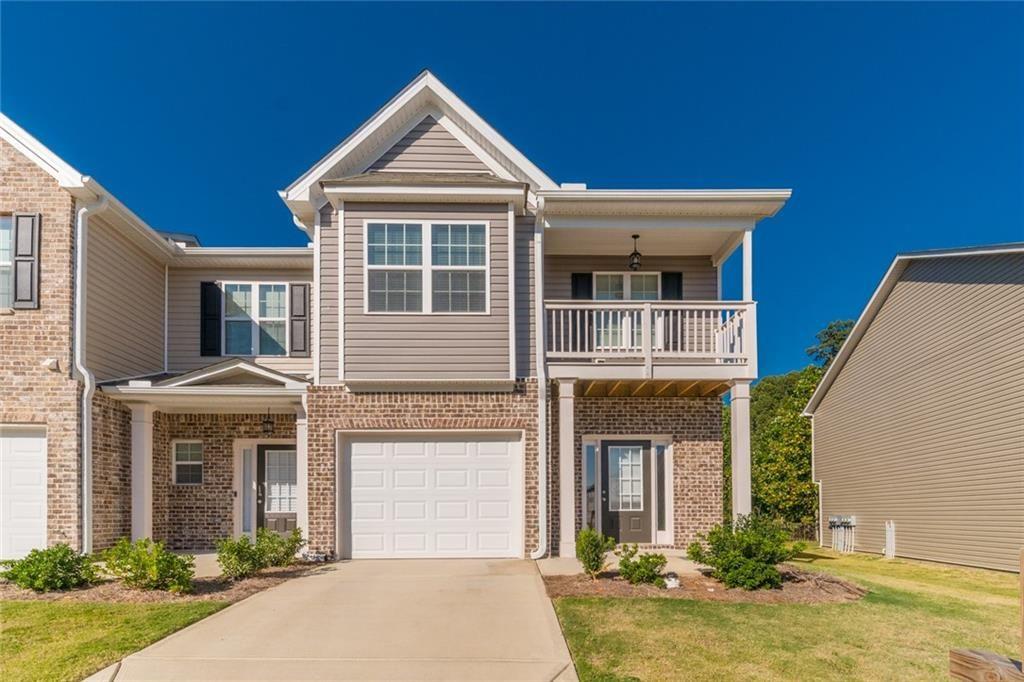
[803,242,1024,416]
[154,358,309,388]
[280,70,557,229]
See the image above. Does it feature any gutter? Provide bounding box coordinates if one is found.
[530,196,548,559]
[73,194,108,555]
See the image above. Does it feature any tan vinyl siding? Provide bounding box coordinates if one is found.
[167,267,313,377]
[544,255,718,300]
[343,202,510,380]
[515,214,536,378]
[318,203,340,384]
[814,253,1024,572]
[86,216,165,381]
[367,116,491,173]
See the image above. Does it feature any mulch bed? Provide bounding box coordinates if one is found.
[544,565,867,604]
[0,563,331,604]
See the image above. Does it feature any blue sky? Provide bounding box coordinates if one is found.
[3,2,1022,377]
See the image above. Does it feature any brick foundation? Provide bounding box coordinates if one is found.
[306,381,541,556]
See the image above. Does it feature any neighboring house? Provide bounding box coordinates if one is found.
[0,71,789,561]
[804,244,1024,573]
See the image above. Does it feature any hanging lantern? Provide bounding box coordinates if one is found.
[628,234,642,271]
[261,408,275,436]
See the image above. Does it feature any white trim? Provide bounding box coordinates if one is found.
[157,358,306,388]
[361,219,491,316]
[538,188,792,202]
[337,203,345,382]
[592,271,663,301]
[507,202,516,380]
[130,405,154,541]
[233,437,297,539]
[742,230,753,301]
[531,200,548,559]
[312,207,322,385]
[163,264,169,373]
[221,281,291,357]
[171,439,204,486]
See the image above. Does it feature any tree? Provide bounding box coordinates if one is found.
[805,319,854,368]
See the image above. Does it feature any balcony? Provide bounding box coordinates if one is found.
[544,300,756,382]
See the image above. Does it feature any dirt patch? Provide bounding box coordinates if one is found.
[0,563,332,604]
[544,565,867,604]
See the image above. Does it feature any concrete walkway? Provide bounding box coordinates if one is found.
[113,560,576,681]
[537,548,703,577]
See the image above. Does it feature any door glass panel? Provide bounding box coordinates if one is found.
[265,450,296,513]
[655,445,666,531]
[608,446,643,512]
[242,448,253,533]
[584,444,597,529]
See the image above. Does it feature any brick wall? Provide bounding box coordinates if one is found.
[306,381,541,557]
[91,392,132,550]
[152,412,297,550]
[551,395,723,552]
[0,139,82,549]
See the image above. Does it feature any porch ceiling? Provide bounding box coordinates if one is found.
[544,225,742,260]
[574,379,731,399]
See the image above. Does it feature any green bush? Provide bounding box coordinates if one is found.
[216,535,263,580]
[687,514,803,590]
[0,544,98,592]
[103,538,194,593]
[255,528,305,568]
[616,544,668,585]
[575,528,616,580]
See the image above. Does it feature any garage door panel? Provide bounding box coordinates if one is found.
[1,429,47,560]
[346,434,521,559]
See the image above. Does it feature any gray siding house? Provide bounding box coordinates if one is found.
[805,244,1024,572]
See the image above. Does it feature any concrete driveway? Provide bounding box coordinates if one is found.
[113,560,576,681]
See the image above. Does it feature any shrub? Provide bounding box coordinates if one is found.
[0,544,97,592]
[103,538,195,593]
[616,544,668,585]
[255,528,305,568]
[687,514,804,590]
[576,528,616,580]
[216,535,263,580]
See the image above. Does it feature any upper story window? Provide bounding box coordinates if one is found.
[0,216,12,308]
[365,221,488,314]
[223,282,288,356]
[595,273,661,301]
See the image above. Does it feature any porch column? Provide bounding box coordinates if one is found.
[742,229,753,301]
[131,404,155,540]
[295,400,309,541]
[558,379,576,557]
[730,380,752,519]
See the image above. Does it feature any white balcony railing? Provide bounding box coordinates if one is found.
[545,301,755,373]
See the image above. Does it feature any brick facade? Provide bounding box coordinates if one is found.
[151,412,297,550]
[550,393,723,553]
[91,392,132,550]
[306,381,541,556]
[0,138,82,549]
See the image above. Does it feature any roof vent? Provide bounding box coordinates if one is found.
[560,182,587,190]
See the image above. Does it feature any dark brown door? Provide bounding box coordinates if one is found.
[256,445,297,536]
[600,440,652,543]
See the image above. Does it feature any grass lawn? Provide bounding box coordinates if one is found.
[554,548,1020,681]
[0,600,227,682]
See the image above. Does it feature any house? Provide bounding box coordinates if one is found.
[804,244,1024,572]
[0,71,789,561]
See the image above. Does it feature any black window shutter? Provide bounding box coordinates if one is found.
[12,213,41,309]
[662,272,683,300]
[199,282,222,356]
[570,273,593,300]
[289,283,310,357]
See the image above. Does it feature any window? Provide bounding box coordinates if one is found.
[173,442,203,485]
[583,443,597,529]
[364,221,488,314]
[655,444,666,531]
[608,445,643,512]
[594,273,661,349]
[223,282,289,356]
[265,451,297,513]
[0,216,11,308]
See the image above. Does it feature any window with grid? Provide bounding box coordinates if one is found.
[431,223,487,313]
[0,216,12,308]
[366,223,423,312]
[173,442,203,485]
[265,451,297,513]
[223,283,288,356]
[608,445,643,512]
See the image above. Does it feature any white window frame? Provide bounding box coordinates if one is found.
[172,440,204,486]
[0,215,12,309]
[608,445,644,512]
[592,271,662,301]
[592,272,662,350]
[221,281,291,357]
[363,219,490,316]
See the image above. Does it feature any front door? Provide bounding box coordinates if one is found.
[600,440,652,543]
[256,445,297,535]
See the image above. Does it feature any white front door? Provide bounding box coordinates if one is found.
[344,433,522,559]
[0,427,47,559]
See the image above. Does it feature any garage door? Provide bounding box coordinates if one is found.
[345,433,522,558]
[1,427,47,560]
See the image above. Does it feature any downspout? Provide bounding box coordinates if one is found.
[530,196,548,559]
[74,193,108,555]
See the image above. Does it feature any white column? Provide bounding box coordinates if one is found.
[558,379,576,557]
[730,380,752,519]
[742,230,753,301]
[130,404,155,540]
[295,399,309,540]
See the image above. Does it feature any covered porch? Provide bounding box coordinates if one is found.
[100,360,309,551]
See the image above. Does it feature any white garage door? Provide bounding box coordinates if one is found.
[1,427,47,560]
[346,433,522,559]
